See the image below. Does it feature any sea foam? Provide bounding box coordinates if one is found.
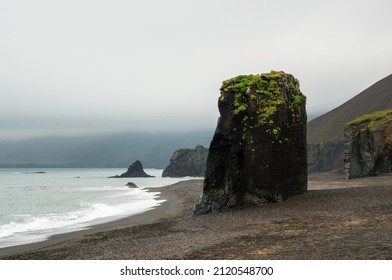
[0,168,192,249]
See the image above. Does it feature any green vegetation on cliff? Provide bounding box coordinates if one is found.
[345,109,392,130]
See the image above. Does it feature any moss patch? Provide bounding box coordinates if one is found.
[220,71,306,142]
[345,110,392,130]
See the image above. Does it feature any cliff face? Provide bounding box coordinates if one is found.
[307,141,344,173]
[194,71,308,215]
[344,110,392,179]
[307,74,392,173]
[162,145,209,177]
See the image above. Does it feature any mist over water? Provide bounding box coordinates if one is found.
[0,130,214,169]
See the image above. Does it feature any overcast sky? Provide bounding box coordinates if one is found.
[1,0,392,139]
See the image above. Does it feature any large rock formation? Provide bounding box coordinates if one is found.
[194,71,308,215]
[162,145,209,177]
[344,110,392,179]
[109,160,154,178]
[307,74,392,173]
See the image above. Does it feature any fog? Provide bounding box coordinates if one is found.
[1,0,392,140]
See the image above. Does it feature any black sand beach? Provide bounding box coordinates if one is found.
[1,172,391,259]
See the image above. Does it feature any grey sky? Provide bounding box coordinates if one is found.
[1,0,392,139]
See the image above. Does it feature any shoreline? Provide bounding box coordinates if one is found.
[1,173,391,259]
[0,179,199,258]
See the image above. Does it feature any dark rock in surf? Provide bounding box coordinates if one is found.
[125,182,138,188]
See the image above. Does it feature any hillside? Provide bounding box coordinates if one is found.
[307,73,392,172]
[308,74,392,143]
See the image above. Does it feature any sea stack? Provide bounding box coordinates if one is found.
[194,71,308,215]
[109,160,154,178]
[344,110,392,179]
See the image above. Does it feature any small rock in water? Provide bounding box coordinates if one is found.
[126,182,138,188]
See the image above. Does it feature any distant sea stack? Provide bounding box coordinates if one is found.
[194,71,308,215]
[109,160,154,178]
[344,110,392,179]
[162,145,209,177]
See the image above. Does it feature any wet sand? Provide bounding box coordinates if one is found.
[1,172,391,259]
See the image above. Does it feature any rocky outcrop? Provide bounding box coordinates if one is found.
[307,74,392,173]
[162,145,209,177]
[344,110,392,179]
[109,160,154,178]
[125,182,138,188]
[194,71,308,215]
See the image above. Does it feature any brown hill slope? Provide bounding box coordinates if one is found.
[307,73,392,172]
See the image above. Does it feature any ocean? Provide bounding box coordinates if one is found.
[0,168,195,249]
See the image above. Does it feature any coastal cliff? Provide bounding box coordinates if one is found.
[344,110,392,179]
[307,74,392,173]
[194,71,308,215]
[162,145,208,177]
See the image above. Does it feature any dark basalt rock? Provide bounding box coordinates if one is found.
[162,145,209,177]
[194,71,308,215]
[344,110,392,179]
[109,160,154,178]
[125,182,138,188]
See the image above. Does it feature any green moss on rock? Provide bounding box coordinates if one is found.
[345,109,392,130]
[219,71,306,142]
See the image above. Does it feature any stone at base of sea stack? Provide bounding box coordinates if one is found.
[194,71,308,215]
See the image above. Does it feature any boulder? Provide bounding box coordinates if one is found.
[162,145,209,177]
[109,160,154,178]
[125,182,138,188]
[194,71,308,215]
[344,110,392,179]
